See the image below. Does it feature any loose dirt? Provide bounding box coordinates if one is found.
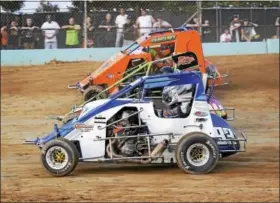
[1,54,279,202]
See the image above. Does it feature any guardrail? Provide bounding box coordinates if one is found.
[1,39,279,66]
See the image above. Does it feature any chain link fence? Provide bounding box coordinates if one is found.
[0,1,279,50]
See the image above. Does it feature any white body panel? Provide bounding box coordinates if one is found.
[64,98,223,162]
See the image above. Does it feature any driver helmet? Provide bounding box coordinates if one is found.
[160,45,174,57]
[162,84,193,106]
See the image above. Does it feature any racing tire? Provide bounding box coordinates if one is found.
[40,138,79,177]
[83,85,108,102]
[175,132,219,174]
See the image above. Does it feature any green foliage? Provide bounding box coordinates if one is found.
[36,1,60,13]
[0,1,25,12]
[202,1,280,8]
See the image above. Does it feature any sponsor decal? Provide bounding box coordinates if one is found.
[75,123,94,132]
[107,74,114,79]
[151,35,176,43]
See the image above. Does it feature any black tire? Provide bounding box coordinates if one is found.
[83,85,108,102]
[40,138,79,177]
[175,132,219,174]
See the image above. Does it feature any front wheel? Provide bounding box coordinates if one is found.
[40,138,79,177]
[83,85,108,102]
[175,132,219,174]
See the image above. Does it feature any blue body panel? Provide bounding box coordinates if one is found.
[211,113,240,151]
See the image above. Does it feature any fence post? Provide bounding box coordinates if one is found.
[197,1,202,34]
[84,0,88,48]
[215,1,219,42]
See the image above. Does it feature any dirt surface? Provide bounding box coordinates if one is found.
[1,54,279,202]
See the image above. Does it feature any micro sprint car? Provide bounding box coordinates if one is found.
[68,26,228,101]
[24,71,246,177]
[58,52,231,124]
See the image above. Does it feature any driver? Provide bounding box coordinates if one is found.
[156,84,193,118]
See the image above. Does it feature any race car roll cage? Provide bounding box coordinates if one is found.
[24,71,246,162]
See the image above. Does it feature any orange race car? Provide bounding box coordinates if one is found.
[68,26,227,101]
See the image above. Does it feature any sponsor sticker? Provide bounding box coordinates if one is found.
[75,123,94,132]
[151,35,176,43]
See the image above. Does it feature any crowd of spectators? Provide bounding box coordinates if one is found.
[0,8,173,49]
[1,9,279,49]
[219,14,280,43]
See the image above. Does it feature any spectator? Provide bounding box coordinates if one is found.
[21,18,39,49]
[62,17,81,48]
[41,15,60,49]
[187,17,198,26]
[153,15,172,32]
[202,20,213,42]
[98,13,116,47]
[241,19,253,42]
[220,29,232,43]
[86,16,94,48]
[1,25,8,49]
[6,21,20,49]
[115,8,129,47]
[229,15,241,42]
[135,8,155,36]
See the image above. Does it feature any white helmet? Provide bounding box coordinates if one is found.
[162,84,193,106]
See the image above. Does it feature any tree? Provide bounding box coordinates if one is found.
[36,0,59,13]
[0,1,25,12]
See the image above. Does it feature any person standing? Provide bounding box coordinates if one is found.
[229,15,241,42]
[1,25,8,49]
[86,16,94,48]
[41,15,60,49]
[135,8,155,36]
[115,8,129,47]
[153,15,172,32]
[6,21,20,49]
[21,17,39,49]
[98,13,116,47]
[62,17,81,48]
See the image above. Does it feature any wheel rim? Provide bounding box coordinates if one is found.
[186,143,210,167]
[46,146,69,170]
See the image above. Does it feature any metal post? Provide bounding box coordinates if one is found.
[84,0,88,48]
[197,1,202,34]
[216,1,219,42]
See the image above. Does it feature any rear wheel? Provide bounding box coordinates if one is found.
[176,133,219,174]
[40,138,79,177]
[83,85,108,101]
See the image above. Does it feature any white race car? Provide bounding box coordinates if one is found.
[24,71,246,177]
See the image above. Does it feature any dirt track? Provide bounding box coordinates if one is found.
[1,54,279,202]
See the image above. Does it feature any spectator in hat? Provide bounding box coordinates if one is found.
[41,15,60,49]
[115,8,129,47]
[229,15,241,42]
[153,15,172,32]
[62,17,81,48]
[135,8,155,36]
